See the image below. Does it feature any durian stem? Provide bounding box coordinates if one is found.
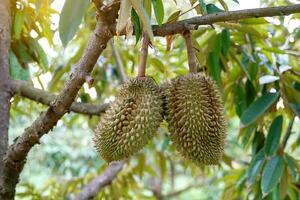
[183,30,197,74]
[137,33,150,77]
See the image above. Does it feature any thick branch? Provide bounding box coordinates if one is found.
[0,0,12,194]
[115,4,300,37]
[74,161,125,200]
[0,2,120,199]
[11,80,109,116]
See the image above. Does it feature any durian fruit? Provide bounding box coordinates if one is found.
[162,73,226,165]
[94,77,163,163]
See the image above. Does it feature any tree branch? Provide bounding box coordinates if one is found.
[11,80,109,116]
[73,161,125,200]
[0,0,13,195]
[114,4,300,37]
[0,2,120,198]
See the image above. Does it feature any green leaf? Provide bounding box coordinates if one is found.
[234,84,247,117]
[28,38,48,70]
[289,103,300,117]
[221,29,230,56]
[143,0,152,17]
[264,115,283,156]
[198,0,207,14]
[150,57,165,73]
[261,156,285,195]
[245,79,256,105]
[240,18,267,24]
[13,9,25,40]
[151,0,164,26]
[59,0,90,46]
[213,34,222,58]
[166,10,181,23]
[9,51,30,80]
[131,9,142,44]
[285,154,297,182]
[206,4,224,14]
[207,52,221,86]
[130,0,153,39]
[247,149,265,186]
[232,0,239,4]
[240,92,280,126]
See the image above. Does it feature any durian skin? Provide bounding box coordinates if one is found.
[162,73,226,165]
[94,77,163,163]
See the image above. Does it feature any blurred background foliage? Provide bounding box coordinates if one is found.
[8,0,300,199]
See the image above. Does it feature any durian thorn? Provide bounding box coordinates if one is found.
[137,33,150,77]
[182,30,197,74]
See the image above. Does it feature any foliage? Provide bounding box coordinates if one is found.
[8,0,300,199]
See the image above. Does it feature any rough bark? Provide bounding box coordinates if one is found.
[114,4,300,36]
[11,80,109,116]
[73,161,125,200]
[0,0,13,197]
[0,2,120,199]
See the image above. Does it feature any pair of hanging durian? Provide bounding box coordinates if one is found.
[94,32,227,165]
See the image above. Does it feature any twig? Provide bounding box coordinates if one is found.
[73,161,125,200]
[137,33,149,77]
[110,41,127,83]
[12,80,109,116]
[183,30,197,74]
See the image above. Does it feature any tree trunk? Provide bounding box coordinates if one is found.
[0,0,13,199]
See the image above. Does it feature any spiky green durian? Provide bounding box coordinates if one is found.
[94,77,163,163]
[162,73,226,165]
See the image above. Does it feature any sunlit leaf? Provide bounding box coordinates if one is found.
[240,92,280,126]
[116,0,132,35]
[151,0,164,26]
[166,10,181,23]
[28,38,48,70]
[13,9,25,40]
[261,156,285,195]
[150,57,165,73]
[130,0,154,39]
[59,0,90,46]
[240,18,267,24]
[264,115,283,156]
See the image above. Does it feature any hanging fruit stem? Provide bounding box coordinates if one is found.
[137,33,150,77]
[183,30,197,74]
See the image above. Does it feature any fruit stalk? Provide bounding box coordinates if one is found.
[183,30,197,74]
[137,33,150,77]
